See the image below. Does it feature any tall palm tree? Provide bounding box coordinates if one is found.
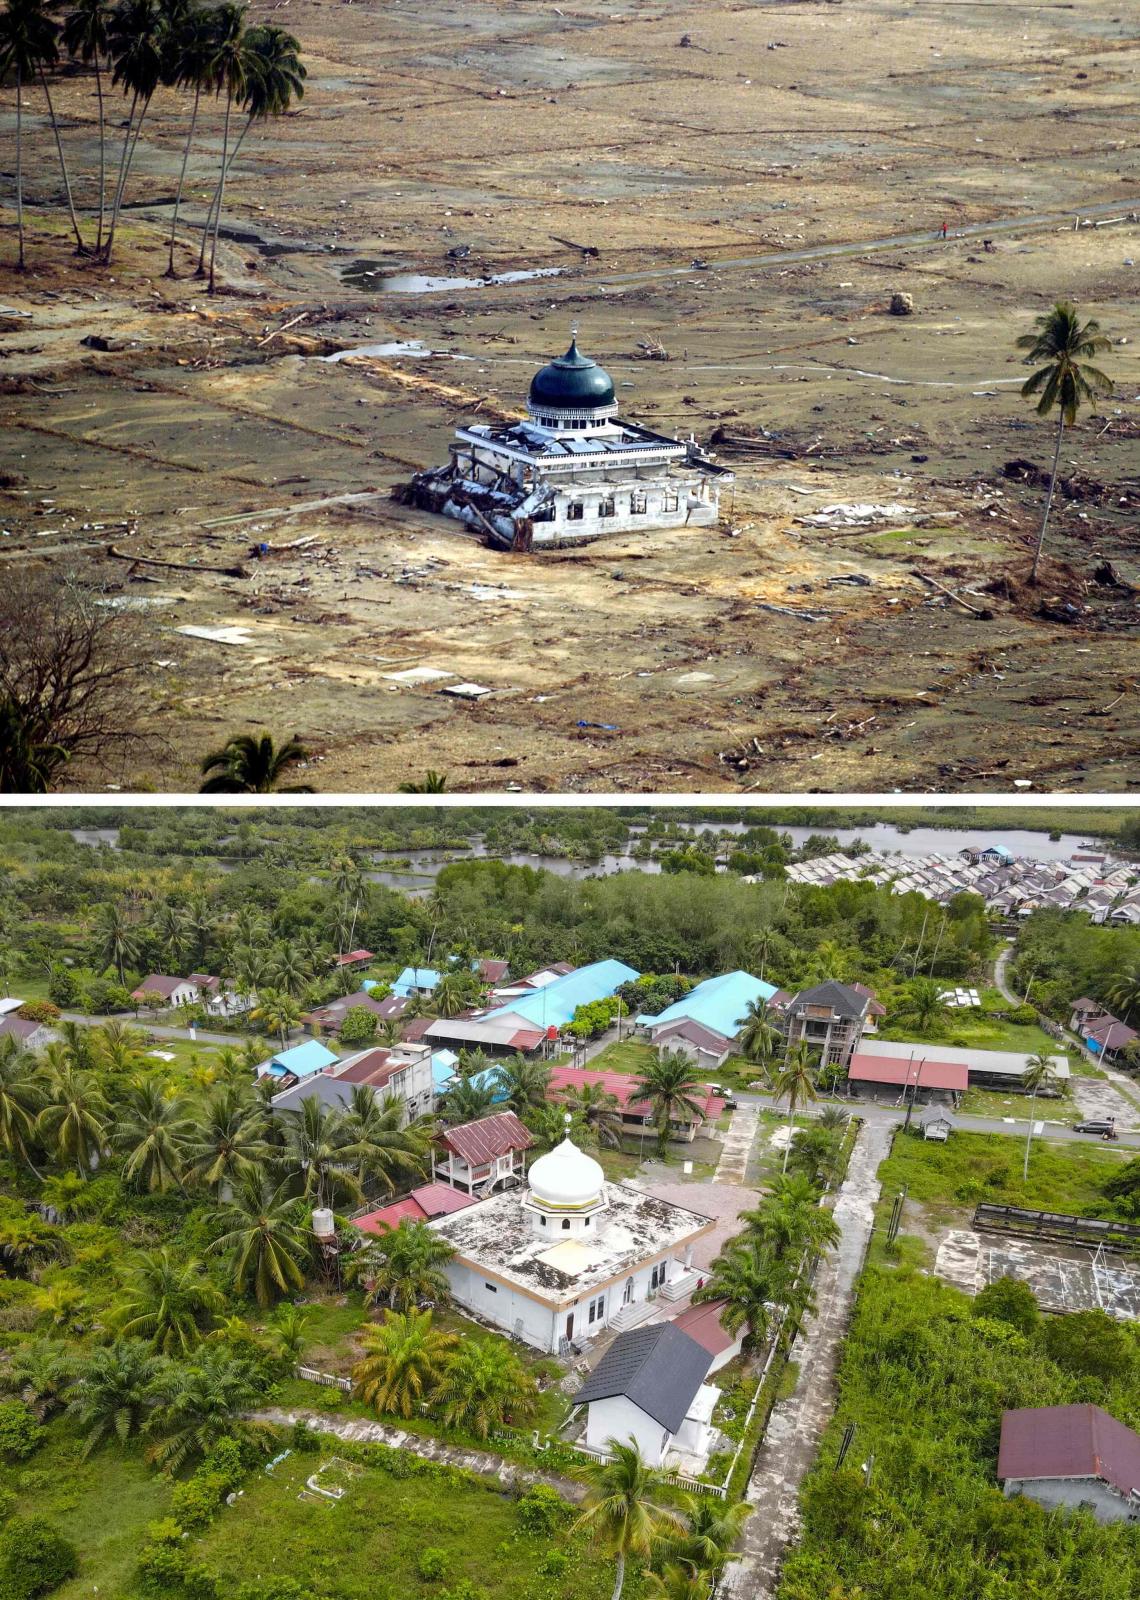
[267,943,310,999]
[901,978,947,1036]
[352,1309,457,1419]
[493,1053,551,1113]
[114,1078,192,1193]
[348,1217,455,1312]
[251,987,301,1047]
[634,1050,707,1156]
[163,0,218,275]
[61,0,113,253]
[0,1039,46,1174]
[101,0,166,264]
[432,1336,536,1440]
[279,1096,362,1210]
[771,1044,817,1174]
[431,970,475,1019]
[5,0,86,252]
[0,0,59,267]
[440,1076,497,1126]
[1021,1050,1061,1180]
[92,900,139,985]
[560,1080,623,1149]
[210,1170,310,1306]
[67,1338,166,1456]
[736,998,779,1080]
[1106,963,1140,1025]
[150,899,190,968]
[1017,303,1113,582]
[182,1084,267,1194]
[341,1084,428,1193]
[37,1063,108,1176]
[116,1247,223,1355]
[574,1439,682,1600]
[199,2,249,293]
[200,731,313,793]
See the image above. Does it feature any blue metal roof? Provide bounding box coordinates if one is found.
[483,958,639,1031]
[637,971,777,1039]
[261,1039,339,1079]
[393,966,441,997]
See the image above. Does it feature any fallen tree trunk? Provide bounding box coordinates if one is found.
[108,544,249,578]
[911,569,992,618]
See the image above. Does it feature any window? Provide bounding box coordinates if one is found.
[567,502,585,522]
[598,496,616,518]
[539,1216,547,1227]
[561,1218,571,1230]
[650,1262,666,1292]
[630,491,647,515]
[662,492,679,512]
[587,1293,606,1325]
[583,1216,591,1228]
[484,1282,498,1294]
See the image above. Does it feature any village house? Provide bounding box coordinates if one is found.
[999,1405,1140,1524]
[846,1040,1070,1101]
[547,1065,725,1144]
[254,1039,339,1085]
[422,958,639,1059]
[920,1105,956,1142]
[301,989,408,1036]
[355,1181,476,1235]
[402,336,732,550]
[271,1042,437,1125]
[392,966,441,999]
[575,1322,720,1470]
[783,980,875,1069]
[187,973,253,1019]
[0,1014,55,1052]
[429,1128,714,1353]
[131,974,201,1009]
[637,970,778,1069]
[331,949,375,972]
[432,1111,534,1197]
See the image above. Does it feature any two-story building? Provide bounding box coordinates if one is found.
[782,980,874,1069]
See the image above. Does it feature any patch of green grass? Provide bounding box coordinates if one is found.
[878,1127,1131,1218]
[878,1013,1062,1056]
[191,1450,622,1600]
[0,1424,172,1600]
[583,1039,656,1075]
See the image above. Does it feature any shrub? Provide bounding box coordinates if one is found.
[538,1550,569,1577]
[417,1548,448,1580]
[291,1419,321,1453]
[171,1472,228,1532]
[338,1007,378,1045]
[0,1489,16,1524]
[1006,1003,1037,1025]
[514,1485,567,1534]
[138,1543,190,1592]
[0,1516,79,1599]
[234,1581,316,1600]
[0,1403,45,1463]
[973,1277,1039,1335]
[14,1002,59,1025]
[47,967,80,1008]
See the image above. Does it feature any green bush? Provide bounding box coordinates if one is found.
[0,1404,44,1463]
[417,1548,448,1580]
[138,1542,190,1591]
[338,1007,378,1045]
[234,1581,316,1600]
[0,1515,79,1599]
[13,1001,59,1025]
[538,1550,569,1577]
[171,1472,228,1531]
[973,1277,1039,1335]
[0,1489,16,1525]
[1006,1003,1037,1025]
[514,1485,567,1534]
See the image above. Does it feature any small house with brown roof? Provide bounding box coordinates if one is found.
[999,1404,1140,1524]
[432,1110,535,1196]
[131,975,201,1009]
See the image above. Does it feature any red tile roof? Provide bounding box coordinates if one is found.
[998,1405,1140,1498]
[477,959,510,983]
[435,1110,534,1167]
[547,1066,724,1124]
[333,949,375,967]
[333,1049,394,1085]
[848,1052,969,1092]
[401,1018,434,1043]
[355,1197,428,1234]
[131,975,187,999]
[671,1298,739,1356]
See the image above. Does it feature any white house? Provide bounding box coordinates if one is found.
[403,336,732,550]
[575,1322,720,1470]
[188,974,255,1019]
[430,1130,714,1354]
[130,975,201,1009]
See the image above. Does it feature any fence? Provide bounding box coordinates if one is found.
[296,1365,353,1393]
[973,1203,1140,1254]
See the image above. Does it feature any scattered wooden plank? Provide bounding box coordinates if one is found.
[108,544,249,578]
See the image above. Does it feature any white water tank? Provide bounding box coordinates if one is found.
[312,1208,336,1239]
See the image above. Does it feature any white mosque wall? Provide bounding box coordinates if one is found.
[443,1262,561,1352]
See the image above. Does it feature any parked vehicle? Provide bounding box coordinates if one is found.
[1074,1119,1118,1140]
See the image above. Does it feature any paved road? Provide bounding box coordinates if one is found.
[722,1122,892,1600]
[61,1011,242,1047]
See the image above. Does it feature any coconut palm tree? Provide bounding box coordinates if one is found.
[115,1246,223,1353]
[91,900,139,985]
[1017,303,1113,581]
[398,770,448,793]
[279,1096,362,1210]
[432,1335,536,1440]
[251,987,301,1047]
[340,1084,429,1193]
[101,0,166,264]
[645,1565,712,1600]
[61,0,113,253]
[691,1237,777,1349]
[560,1079,624,1149]
[267,943,310,999]
[431,969,476,1019]
[352,1309,457,1419]
[114,1078,192,1193]
[493,1053,551,1113]
[210,1170,310,1306]
[771,1044,817,1174]
[742,1171,841,1262]
[440,1076,497,1126]
[1021,1050,1062,1180]
[37,1063,109,1176]
[736,998,779,1080]
[182,1085,267,1195]
[198,2,250,293]
[900,977,947,1036]
[1106,963,1140,1025]
[144,1343,268,1472]
[67,1338,166,1456]
[150,899,190,968]
[348,1217,455,1312]
[634,1049,707,1156]
[0,0,58,266]
[574,1438,682,1600]
[163,1,218,275]
[200,731,313,793]
[0,1040,46,1173]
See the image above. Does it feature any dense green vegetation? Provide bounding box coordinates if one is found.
[1011,910,1140,1044]
[778,1265,1140,1600]
[877,1128,1133,1217]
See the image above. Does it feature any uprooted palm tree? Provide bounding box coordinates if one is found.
[1016,302,1113,582]
[199,731,313,793]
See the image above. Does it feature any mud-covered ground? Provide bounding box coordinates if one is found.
[1,0,1137,792]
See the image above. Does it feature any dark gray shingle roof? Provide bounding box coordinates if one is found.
[575,1323,711,1434]
[788,979,868,1020]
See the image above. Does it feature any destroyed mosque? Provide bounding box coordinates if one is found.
[398,336,732,550]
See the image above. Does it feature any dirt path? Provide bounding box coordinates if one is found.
[720,1121,893,1600]
[714,1102,762,1184]
[249,1406,586,1502]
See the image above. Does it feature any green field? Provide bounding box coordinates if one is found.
[877,1127,1132,1218]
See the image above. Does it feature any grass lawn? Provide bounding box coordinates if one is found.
[583,1038,655,1074]
[0,1425,173,1600]
[877,1127,1132,1219]
[878,1012,1062,1057]
[190,1448,622,1600]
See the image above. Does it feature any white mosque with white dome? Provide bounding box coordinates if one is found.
[429,1120,714,1354]
[401,335,732,551]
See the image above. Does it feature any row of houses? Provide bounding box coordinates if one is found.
[775,845,1138,922]
[1070,997,1138,1066]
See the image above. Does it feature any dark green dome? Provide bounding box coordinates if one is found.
[529,338,615,410]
